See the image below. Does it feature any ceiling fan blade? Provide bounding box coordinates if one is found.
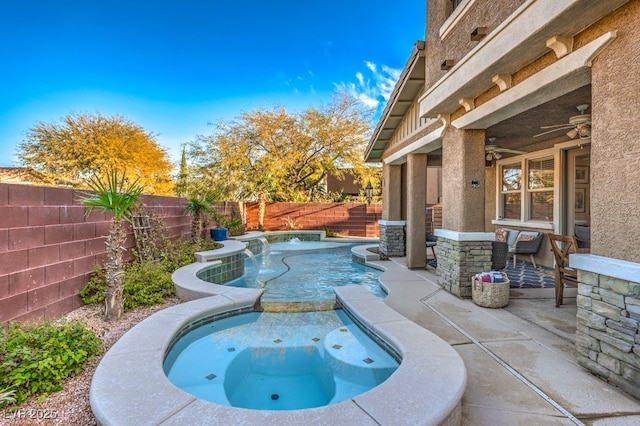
[540,124,574,129]
[533,127,571,138]
[495,148,527,154]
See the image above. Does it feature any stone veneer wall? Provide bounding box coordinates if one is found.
[437,237,492,297]
[575,270,640,399]
[379,222,405,257]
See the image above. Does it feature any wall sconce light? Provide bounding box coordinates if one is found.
[470,27,488,41]
[365,181,373,205]
[441,59,454,70]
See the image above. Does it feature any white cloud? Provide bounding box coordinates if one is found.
[335,61,402,115]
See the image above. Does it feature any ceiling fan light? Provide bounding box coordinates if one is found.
[578,125,591,139]
[566,128,578,139]
[486,153,493,161]
[494,152,503,160]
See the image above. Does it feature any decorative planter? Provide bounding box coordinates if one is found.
[210,227,228,241]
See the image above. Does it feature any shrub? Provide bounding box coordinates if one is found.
[80,239,221,310]
[0,321,100,406]
[122,261,174,309]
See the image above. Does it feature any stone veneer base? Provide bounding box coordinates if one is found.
[435,236,492,298]
[571,254,640,399]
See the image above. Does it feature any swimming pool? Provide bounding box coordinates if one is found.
[91,233,466,424]
[163,309,398,410]
[227,241,385,302]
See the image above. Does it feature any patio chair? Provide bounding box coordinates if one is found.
[509,232,544,268]
[547,233,579,307]
[574,224,591,250]
[426,233,437,263]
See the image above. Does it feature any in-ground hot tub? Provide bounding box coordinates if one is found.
[90,286,466,425]
[163,309,399,410]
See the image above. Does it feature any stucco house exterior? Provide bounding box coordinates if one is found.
[366,0,640,398]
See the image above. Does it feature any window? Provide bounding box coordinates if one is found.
[501,163,522,220]
[498,156,554,222]
[528,158,554,221]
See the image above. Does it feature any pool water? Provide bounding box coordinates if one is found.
[229,241,385,302]
[163,310,399,410]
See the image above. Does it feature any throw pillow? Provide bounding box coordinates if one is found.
[495,228,509,242]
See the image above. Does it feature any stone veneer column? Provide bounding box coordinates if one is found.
[379,163,405,257]
[435,231,493,297]
[571,254,640,399]
[436,127,488,296]
[379,220,406,257]
[406,153,427,269]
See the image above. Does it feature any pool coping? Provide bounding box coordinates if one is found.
[91,241,466,425]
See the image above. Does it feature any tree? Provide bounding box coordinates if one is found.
[186,91,378,202]
[79,168,143,320]
[184,195,212,245]
[175,145,189,197]
[18,113,174,195]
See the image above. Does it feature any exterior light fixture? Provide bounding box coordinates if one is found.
[365,181,373,205]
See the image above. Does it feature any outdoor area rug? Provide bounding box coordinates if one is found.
[503,260,556,289]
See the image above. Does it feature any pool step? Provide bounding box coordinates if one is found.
[323,326,397,386]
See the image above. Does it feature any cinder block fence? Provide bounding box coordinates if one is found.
[1,184,381,323]
[0,184,191,323]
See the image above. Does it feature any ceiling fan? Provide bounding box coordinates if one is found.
[485,138,526,161]
[534,104,591,139]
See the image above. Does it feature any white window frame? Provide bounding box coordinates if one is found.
[492,148,555,230]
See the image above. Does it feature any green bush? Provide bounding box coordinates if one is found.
[79,265,107,305]
[0,321,100,406]
[80,239,221,310]
[122,261,174,309]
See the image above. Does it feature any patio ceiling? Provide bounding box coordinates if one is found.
[485,84,591,153]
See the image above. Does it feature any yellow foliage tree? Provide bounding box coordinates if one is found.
[187,91,380,202]
[18,113,174,195]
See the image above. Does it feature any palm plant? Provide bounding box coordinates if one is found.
[0,387,16,407]
[80,169,144,320]
[184,195,212,244]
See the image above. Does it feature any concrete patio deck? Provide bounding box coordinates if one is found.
[374,255,640,425]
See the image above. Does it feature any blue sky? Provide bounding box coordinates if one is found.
[0,1,425,167]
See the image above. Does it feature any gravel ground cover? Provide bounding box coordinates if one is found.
[2,298,180,425]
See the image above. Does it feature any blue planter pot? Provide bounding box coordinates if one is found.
[210,228,228,241]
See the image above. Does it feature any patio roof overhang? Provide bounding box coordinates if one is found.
[364,41,425,163]
[418,0,631,120]
[453,31,616,131]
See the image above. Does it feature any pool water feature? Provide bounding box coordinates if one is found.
[229,241,385,308]
[163,309,399,410]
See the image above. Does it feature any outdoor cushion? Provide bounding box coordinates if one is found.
[506,229,520,246]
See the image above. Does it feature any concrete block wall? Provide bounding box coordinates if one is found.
[575,270,640,399]
[245,202,381,237]
[0,184,191,323]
